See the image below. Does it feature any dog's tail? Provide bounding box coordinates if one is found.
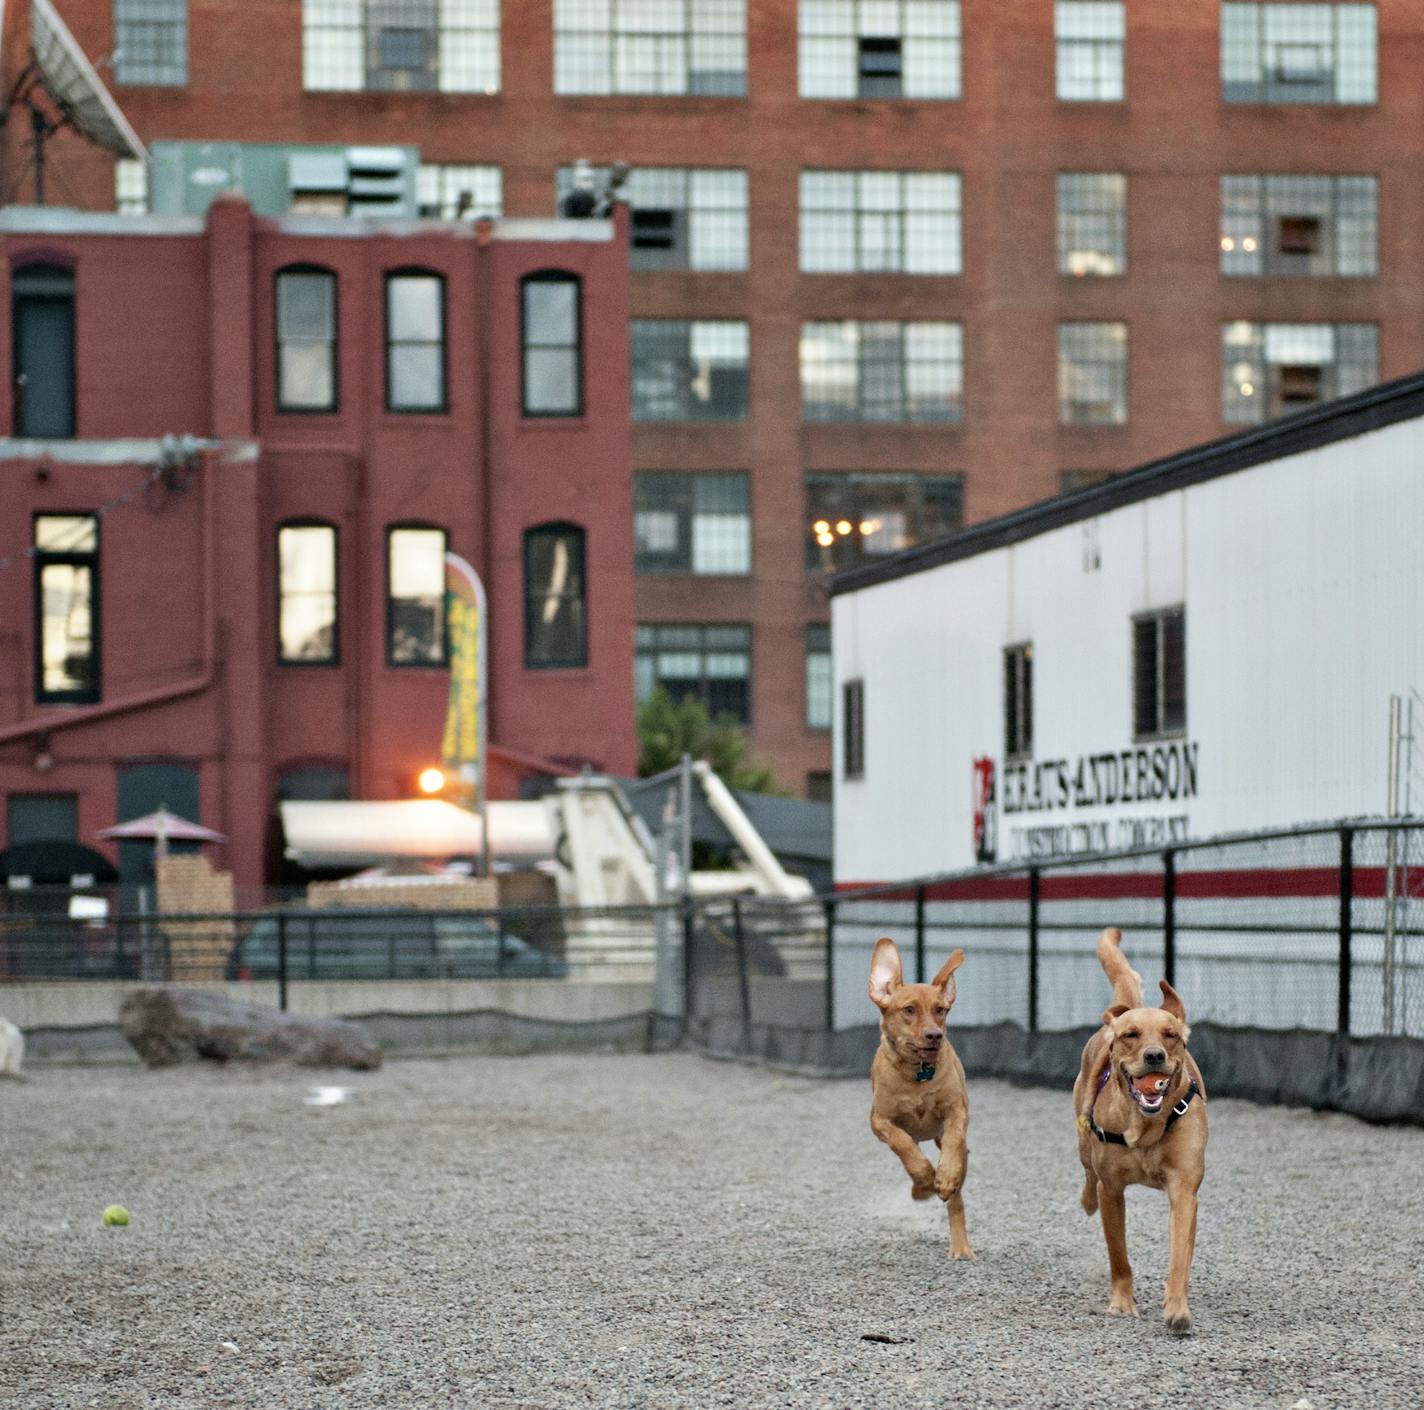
[1096,927,1142,1012]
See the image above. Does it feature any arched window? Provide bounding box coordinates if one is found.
[520,271,582,417]
[387,524,448,666]
[275,265,338,412]
[276,520,339,664]
[12,263,75,437]
[385,268,446,411]
[523,523,586,669]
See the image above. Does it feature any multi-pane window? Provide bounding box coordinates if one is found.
[635,624,752,723]
[806,625,832,729]
[114,0,188,85]
[801,322,963,423]
[556,166,747,271]
[115,158,149,214]
[12,265,75,438]
[1222,321,1378,423]
[1003,642,1033,760]
[385,272,446,412]
[553,0,746,95]
[799,1,961,100]
[1220,174,1377,277]
[522,273,582,417]
[634,473,751,575]
[302,0,500,94]
[524,524,587,669]
[631,320,749,421]
[1058,322,1128,425]
[842,678,865,779]
[1057,173,1127,276]
[1221,3,1376,104]
[33,516,99,705]
[800,171,961,275]
[416,163,502,218]
[387,526,448,665]
[278,523,339,665]
[276,268,337,413]
[1133,608,1185,740]
[1055,1,1124,100]
[806,473,964,571]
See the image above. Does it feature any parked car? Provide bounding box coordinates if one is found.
[226,910,566,981]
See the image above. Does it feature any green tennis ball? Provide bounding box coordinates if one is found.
[102,1205,129,1227]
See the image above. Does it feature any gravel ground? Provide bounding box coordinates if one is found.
[2,1051,1421,1410]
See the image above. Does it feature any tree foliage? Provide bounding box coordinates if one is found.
[636,688,778,794]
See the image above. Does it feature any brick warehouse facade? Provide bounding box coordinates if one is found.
[0,196,636,893]
[4,0,1424,799]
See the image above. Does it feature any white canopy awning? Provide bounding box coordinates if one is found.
[280,800,554,869]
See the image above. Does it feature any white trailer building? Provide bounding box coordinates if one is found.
[831,372,1424,888]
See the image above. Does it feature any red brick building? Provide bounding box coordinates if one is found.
[0,195,635,893]
[3,0,1423,800]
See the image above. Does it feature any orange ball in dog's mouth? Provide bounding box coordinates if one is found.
[1125,1071,1170,1113]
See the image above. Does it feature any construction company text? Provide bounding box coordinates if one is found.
[1000,741,1200,815]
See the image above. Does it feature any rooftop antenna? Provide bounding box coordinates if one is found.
[2,0,147,204]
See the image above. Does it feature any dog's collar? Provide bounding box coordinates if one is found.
[914,1062,937,1083]
[1085,1077,1201,1145]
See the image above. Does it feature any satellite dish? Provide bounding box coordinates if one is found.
[3,0,146,203]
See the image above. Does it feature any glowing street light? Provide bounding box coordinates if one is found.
[417,766,446,795]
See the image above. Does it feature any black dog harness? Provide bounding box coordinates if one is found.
[1086,1076,1201,1146]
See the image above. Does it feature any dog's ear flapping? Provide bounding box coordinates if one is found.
[1158,980,1187,1022]
[931,948,964,1004]
[868,937,903,1010]
[1101,1002,1130,1030]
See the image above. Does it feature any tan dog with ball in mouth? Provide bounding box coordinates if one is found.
[1075,927,1208,1334]
[868,938,974,1259]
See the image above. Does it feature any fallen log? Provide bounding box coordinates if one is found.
[119,987,383,1070]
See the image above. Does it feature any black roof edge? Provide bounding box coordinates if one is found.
[829,367,1424,598]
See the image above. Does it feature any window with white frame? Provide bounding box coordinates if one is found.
[635,624,752,723]
[806,472,964,571]
[1057,172,1126,276]
[416,163,502,218]
[1220,174,1376,277]
[801,322,963,423]
[557,165,747,271]
[1003,642,1033,760]
[1057,322,1128,425]
[302,0,500,93]
[634,473,751,576]
[1221,3,1376,104]
[1055,1,1124,100]
[806,625,832,729]
[1133,607,1185,740]
[799,171,961,274]
[115,159,149,215]
[631,320,749,421]
[114,0,188,85]
[799,0,961,100]
[1221,321,1378,422]
[554,0,746,95]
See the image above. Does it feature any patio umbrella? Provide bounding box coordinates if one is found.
[98,808,227,859]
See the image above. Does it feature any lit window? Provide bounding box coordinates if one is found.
[521,273,582,417]
[12,265,75,438]
[801,321,963,423]
[635,624,752,723]
[33,515,99,705]
[806,625,832,729]
[1003,642,1032,760]
[385,271,446,412]
[1057,173,1126,276]
[114,0,188,85]
[1057,322,1128,425]
[115,158,149,214]
[1220,174,1376,276]
[799,0,961,100]
[1221,3,1376,104]
[278,523,339,665]
[800,171,961,274]
[276,267,337,413]
[1133,608,1185,740]
[1221,321,1378,423]
[1055,1,1125,101]
[416,163,502,218]
[524,524,587,669]
[631,320,749,421]
[387,526,448,665]
[634,473,751,575]
[554,0,746,95]
[302,0,500,93]
[805,472,963,571]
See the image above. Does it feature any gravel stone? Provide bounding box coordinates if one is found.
[2,1052,1421,1409]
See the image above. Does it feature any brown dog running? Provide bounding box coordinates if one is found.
[1074,927,1208,1334]
[868,938,974,1259]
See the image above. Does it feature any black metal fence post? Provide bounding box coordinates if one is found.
[1163,850,1177,988]
[914,883,927,983]
[822,896,836,1033]
[277,911,289,1013]
[1338,826,1353,1035]
[1027,868,1040,1034]
[731,897,752,1053]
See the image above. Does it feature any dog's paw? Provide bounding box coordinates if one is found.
[1163,1304,1193,1336]
[1106,1298,1139,1319]
[910,1168,936,1201]
[934,1168,963,1202]
[948,1242,976,1261]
